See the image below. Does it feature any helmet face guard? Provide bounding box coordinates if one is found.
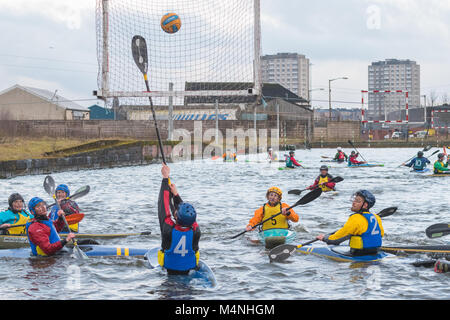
[352,190,376,210]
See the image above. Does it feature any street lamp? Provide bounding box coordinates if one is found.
[328,77,348,120]
[308,88,325,106]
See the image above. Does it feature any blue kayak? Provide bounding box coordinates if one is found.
[0,245,149,258]
[144,248,217,288]
[258,229,296,249]
[411,168,431,174]
[297,245,392,262]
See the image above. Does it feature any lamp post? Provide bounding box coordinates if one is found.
[328,77,348,120]
[308,88,325,107]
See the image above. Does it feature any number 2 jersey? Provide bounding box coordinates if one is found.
[157,178,201,271]
[323,211,384,250]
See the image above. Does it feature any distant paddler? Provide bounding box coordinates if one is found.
[307,166,337,193]
[316,190,384,256]
[402,151,430,172]
[246,187,299,232]
[49,184,82,233]
[334,147,348,163]
[0,193,33,235]
[26,197,75,257]
[158,164,201,275]
[223,149,237,162]
[434,153,449,174]
[267,148,278,162]
[348,151,367,165]
[285,151,303,168]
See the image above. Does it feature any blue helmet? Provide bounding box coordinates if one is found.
[355,190,376,209]
[55,184,70,197]
[176,203,197,227]
[28,197,45,215]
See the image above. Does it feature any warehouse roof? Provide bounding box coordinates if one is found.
[0,84,88,111]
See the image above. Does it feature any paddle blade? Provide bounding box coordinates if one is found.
[66,213,85,225]
[296,188,322,206]
[288,190,303,196]
[43,176,56,196]
[268,244,297,263]
[70,186,90,201]
[131,35,148,75]
[378,207,397,218]
[71,244,89,260]
[331,176,344,183]
[423,145,432,152]
[426,224,450,239]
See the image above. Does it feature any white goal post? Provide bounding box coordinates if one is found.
[94,0,262,103]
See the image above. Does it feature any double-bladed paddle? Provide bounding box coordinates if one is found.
[47,185,90,209]
[43,176,88,260]
[288,176,344,196]
[398,145,434,167]
[348,140,368,163]
[268,206,398,263]
[227,188,323,240]
[425,224,450,239]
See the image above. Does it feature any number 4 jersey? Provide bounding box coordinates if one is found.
[158,178,201,272]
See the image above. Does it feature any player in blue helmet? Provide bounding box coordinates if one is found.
[49,184,81,233]
[157,164,201,275]
[26,197,75,256]
[316,190,384,256]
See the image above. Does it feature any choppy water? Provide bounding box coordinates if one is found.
[0,148,448,300]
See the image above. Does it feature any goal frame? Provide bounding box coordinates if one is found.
[94,0,262,100]
[361,90,410,124]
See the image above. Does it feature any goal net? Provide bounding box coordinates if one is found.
[95,0,262,105]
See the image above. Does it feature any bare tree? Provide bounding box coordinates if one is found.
[428,90,438,107]
[442,93,449,105]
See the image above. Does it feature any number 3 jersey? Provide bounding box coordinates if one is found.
[158,178,201,271]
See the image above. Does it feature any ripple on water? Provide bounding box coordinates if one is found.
[0,148,448,299]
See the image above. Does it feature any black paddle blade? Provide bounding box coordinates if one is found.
[378,207,397,218]
[43,176,56,196]
[71,186,90,201]
[268,244,297,263]
[426,224,450,239]
[331,176,344,183]
[288,190,303,196]
[296,188,322,206]
[131,35,148,75]
[412,260,437,268]
[423,145,432,152]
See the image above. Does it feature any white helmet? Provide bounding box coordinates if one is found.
[337,147,342,151]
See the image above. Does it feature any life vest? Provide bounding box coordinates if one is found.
[26,219,61,256]
[49,204,79,233]
[4,210,33,235]
[337,152,346,161]
[318,175,334,192]
[434,160,447,174]
[349,212,382,250]
[261,203,289,231]
[158,227,199,271]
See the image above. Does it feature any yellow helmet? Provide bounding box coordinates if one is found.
[266,187,282,200]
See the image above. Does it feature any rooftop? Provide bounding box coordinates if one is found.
[0,84,88,111]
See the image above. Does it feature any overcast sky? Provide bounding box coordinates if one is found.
[0,0,449,109]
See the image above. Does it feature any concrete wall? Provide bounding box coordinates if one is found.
[0,88,66,120]
[0,141,174,179]
[313,121,360,142]
[0,119,312,141]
